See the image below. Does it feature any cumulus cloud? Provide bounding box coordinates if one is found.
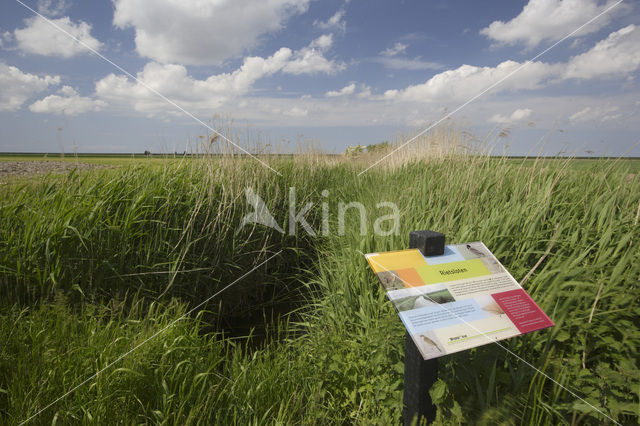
[95,37,341,115]
[480,0,620,48]
[564,25,640,79]
[313,9,346,33]
[326,83,356,97]
[0,63,60,111]
[490,108,533,123]
[384,60,557,103]
[29,86,106,115]
[14,16,102,57]
[113,0,310,65]
[282,34,343,75]
[37,0,70,17]
[511,108,533,121]
[381,22,640,106]
[96,53,288,114]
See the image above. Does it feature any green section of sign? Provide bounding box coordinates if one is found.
[415,258,490,284]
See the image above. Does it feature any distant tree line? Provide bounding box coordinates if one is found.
[343,141,391,157]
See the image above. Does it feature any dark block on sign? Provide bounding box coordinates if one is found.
[409,230,445,257]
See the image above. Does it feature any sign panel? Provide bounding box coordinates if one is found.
[365,242,554,360]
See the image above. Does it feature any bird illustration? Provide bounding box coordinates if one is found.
[420,334,442,353]
[466,244,486,258]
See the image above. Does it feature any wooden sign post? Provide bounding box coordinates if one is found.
[403,230,444,425]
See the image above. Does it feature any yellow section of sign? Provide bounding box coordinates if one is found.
[415,258,490,284]
[366,249,427,273]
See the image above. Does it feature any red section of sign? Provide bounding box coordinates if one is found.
[492,289,554,333]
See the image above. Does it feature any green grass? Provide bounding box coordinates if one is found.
[0,153,303,167]
[0,154,638,425]
[2,154,638,171]
[0,153,146,165]
[507,157,640,174]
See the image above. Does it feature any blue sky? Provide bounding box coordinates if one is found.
[0,0,639,156]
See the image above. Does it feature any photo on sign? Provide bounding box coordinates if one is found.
[376,270,405,290]
[391,286,456,312]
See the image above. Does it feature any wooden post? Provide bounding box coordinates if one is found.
[403,230,444,425]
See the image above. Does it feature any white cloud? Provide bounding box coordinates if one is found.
[564,25,640,79]
[569,105,621,124]
[375,56,442,71]
[29,86,106,115]
[87,23,635,128]
[489,114,509,124]
[284,106,308,117]
[14,16,102,57]
[480,0,620,48]
[376,42,440,70]
[511,108,533,121]
[490,108,533,123]
[309,34,333,51]
[569,107,592,123]
[384,25,639,106]
[356,84,372,99]
[281,34,343,75]
[94,37,341,115]
[326,83,355,97]
[1,31,11,44]
[95,53,288,114]
[0,63,60,111]
[313,9,346,33]
[380,42,407,57]
[37,0,70,17]
[113,0,310,65]
[210,91,639,131]
[385,60,557,103]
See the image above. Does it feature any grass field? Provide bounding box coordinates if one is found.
[0,151,638,425]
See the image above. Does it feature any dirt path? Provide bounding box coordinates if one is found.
[0,161,116,181]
